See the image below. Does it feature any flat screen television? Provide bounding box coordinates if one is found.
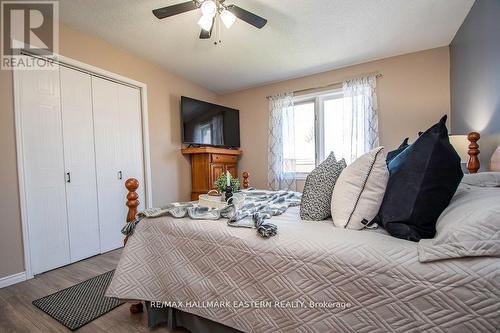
[181,96,240,148]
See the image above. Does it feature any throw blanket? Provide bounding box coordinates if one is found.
[122,190,302,238]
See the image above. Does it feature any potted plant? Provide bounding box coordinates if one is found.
[215,173,240,195]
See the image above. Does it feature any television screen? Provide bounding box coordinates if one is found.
[181,96,240,148]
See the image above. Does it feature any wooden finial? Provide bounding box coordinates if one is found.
[125,178,139,225]
[467,132,480,174]
[242,171,250,189]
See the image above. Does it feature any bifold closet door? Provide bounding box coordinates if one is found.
[117,83,146,203]
[92,77,145,252]
[16,61,71,274]
[60,67,101,262]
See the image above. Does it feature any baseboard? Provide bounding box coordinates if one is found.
[0,271,27,289]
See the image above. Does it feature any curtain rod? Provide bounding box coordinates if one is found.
[266,72,383,99]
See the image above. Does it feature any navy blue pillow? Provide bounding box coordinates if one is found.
[375,115,463,241]
[386,138,409,164]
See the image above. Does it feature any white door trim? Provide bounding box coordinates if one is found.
[13,67,34,279]
[13,52,153,280]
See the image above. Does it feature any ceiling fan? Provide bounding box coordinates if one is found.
[152,0,267,40]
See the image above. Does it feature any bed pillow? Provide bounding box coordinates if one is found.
[375,115,463,241]
[461,172,500,187]
[300,153,346,220]
[386,138,409,164]
[418,185,500,262]
[331,147,389,229]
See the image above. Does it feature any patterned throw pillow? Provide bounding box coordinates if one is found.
[300,153,347,220]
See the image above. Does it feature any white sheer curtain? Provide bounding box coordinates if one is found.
[340,74,379,163]
[268,93,297,191]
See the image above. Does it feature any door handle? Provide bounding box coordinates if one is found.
[66,172,71,183]
[118,171,123,180]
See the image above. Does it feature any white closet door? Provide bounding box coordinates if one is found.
[118,84,145,212]
[92,78,145,252]
[92,77,127,252]
[17,62,70,274]
[60,67,101,262]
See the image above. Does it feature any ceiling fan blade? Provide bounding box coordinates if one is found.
[199,17,215,39]
[227,5,267,29]
[153,1,198,19]
[199,28,210,39]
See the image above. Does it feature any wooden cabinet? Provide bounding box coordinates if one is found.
[226,164,238,180]
[210,163,226,187]
[182,147,242,200]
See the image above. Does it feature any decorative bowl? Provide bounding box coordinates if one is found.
[199,192,245,209]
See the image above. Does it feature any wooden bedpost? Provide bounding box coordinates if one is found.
[124,178,139,245]
[242,171,250,189]
[124,178,144,314]
[467,132,480,174]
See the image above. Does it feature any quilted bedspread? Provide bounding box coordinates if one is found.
[106,207,500,333]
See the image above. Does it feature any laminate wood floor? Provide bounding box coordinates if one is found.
[0,249,186,333]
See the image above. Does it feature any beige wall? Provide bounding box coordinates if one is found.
[0,24,217,278]
[219,47,451,189]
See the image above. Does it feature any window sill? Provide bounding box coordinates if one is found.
[283,172,311,180]
[293,173,309,180]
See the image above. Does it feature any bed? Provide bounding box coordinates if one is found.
[106,137,500,333]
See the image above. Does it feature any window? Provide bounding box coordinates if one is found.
[283,101,315,173]
[284,90,346,177]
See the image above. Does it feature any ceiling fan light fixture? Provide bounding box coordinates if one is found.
[200,0,217,17]
[220,9,236,28]
[198,14,213,32]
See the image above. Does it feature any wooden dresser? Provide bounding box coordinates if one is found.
[182,147,242,200]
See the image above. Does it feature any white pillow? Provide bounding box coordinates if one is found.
[418,186,500,262]
[331,147,389,229]
[461,172,500,188]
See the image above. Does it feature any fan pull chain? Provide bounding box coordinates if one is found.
[214,12,222,45]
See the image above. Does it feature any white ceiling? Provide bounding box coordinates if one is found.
[58,0,474,94]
